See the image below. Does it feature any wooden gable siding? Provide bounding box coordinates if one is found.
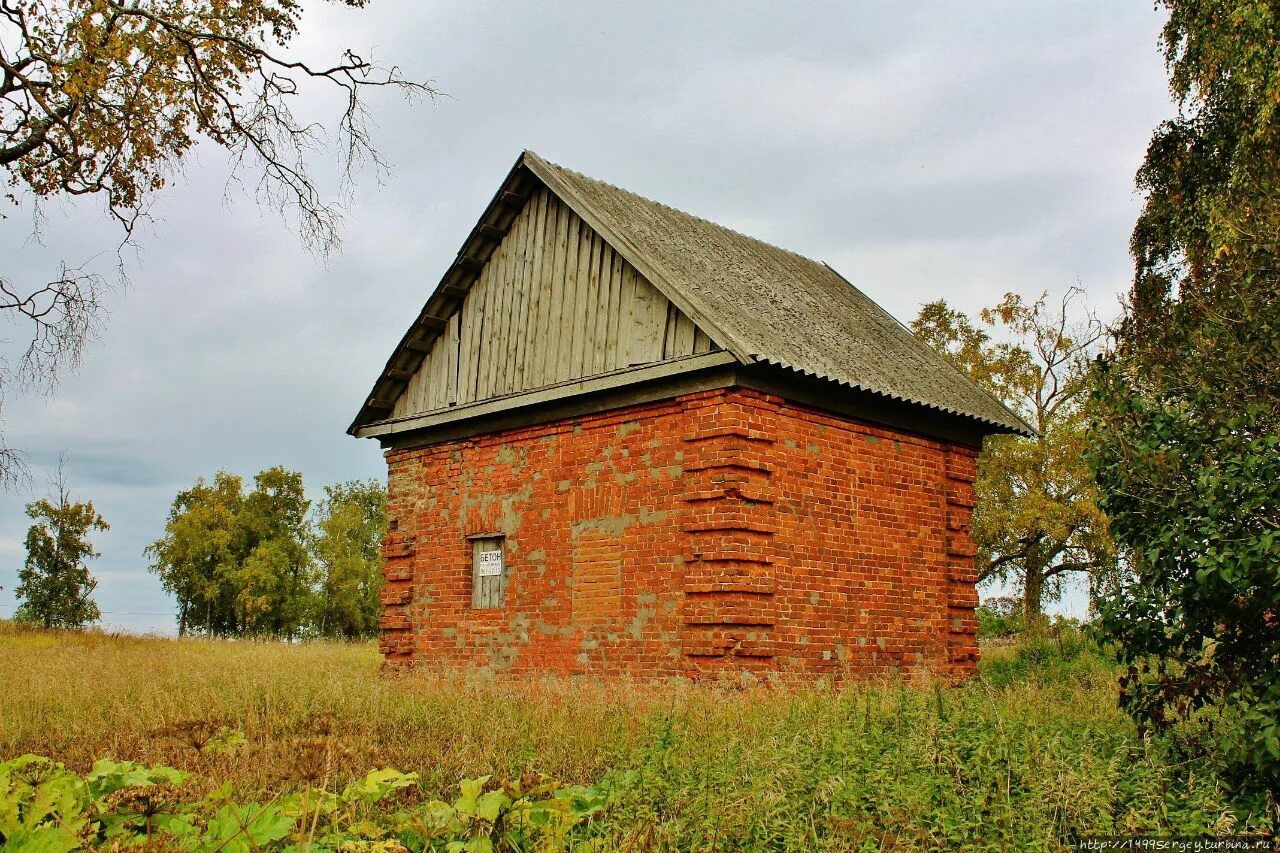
[391,188,718,419]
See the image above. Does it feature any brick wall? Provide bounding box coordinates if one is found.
[379,388,980,681]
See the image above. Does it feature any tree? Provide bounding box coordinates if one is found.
[1088,0,1280,795]
[147,465,313,638]
[16,465,107,628]
[144,470,244,636]
[0,0,437,485]
[913,289,1114,620]
[310,478,386,639]
[235,466,312,639]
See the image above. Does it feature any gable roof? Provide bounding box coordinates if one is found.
[350,151,1033,438]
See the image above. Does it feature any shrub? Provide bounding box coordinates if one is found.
[980,617,1116,688]
[976,600,1025,639]
[0,754,610,852]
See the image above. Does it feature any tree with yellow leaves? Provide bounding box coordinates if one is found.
[913,288,1115,620]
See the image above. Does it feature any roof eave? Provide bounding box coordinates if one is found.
[755,358,1036,439]
[347,154,544,435]
[819,263,1038,439]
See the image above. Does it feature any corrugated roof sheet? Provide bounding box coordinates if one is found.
[526,152,1033,436]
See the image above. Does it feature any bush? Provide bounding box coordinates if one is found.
[0,754,610,852]
[980,617,1116,688]
[976,599,1025,639]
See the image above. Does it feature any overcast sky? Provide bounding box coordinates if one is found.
[0,2,1171,632]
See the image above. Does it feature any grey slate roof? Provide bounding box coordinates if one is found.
[526,152,1033,436]
[350,150,1033,437]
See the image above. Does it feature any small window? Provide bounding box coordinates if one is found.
[470,536,507,609]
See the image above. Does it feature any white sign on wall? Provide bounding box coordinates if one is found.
[477,548,504,577]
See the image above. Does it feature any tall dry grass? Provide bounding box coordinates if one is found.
[1,620,1270,848]
[0,622,664,792]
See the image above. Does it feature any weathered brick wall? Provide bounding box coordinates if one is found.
[380,389,979,681]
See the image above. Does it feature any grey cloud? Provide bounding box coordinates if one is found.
[0,1,1170,630]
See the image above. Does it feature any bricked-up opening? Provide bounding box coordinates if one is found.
[571,528,623,628]
[470,536,507,609]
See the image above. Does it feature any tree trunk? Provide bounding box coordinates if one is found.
[1023,562,1047,627]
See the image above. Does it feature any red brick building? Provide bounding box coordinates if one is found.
[350,152,1030,681]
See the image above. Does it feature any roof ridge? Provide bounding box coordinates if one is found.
[529,152,825,269]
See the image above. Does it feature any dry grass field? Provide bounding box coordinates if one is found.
[1,621,1273,850]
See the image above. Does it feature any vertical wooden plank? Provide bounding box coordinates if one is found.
[419,349,434,412]
[524,196,550,390]
[425,347,439,409]
[631,276,665,365]
[430,321,451,409]
[548,208,574,386]
[579,234,602,377]
[471,264,492,400]
[617,262,637,367]
[662,301,678,360]
[478,252,502,398]
[514,194,539,393]
[504,189,540,391]
[461,280,478,404]
[397,355,416,417]
[693,327,714,354]
[541,197,571,385]
[396,364,410,417]
[457,278,482,404]
[483,572,497,609]
[391,354,419,419]
[435,345,449,405]
[629,273,649,366]
[558,216,581,383]
[496,213,523,394]
[591,236,611,373]
[487,233,510,397]
[559,214,586,383]
[514,189,545,389]
[470,282,488,402]
[593,243,613,373]
[590,238,610,375]
[454,292,472,405]
[499,200,528,395]
[481,229,504,399]
[493,206,523,396]
[573,220,597,378]
[477,539,491,609]
[604,249,625,371]
[529,192,558,388]
[412,353,427,413]
[423,340,440,411]
[445,312,460,405]
[673,309,697,357]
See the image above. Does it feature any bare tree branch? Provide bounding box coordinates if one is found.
[0,0,438,488]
